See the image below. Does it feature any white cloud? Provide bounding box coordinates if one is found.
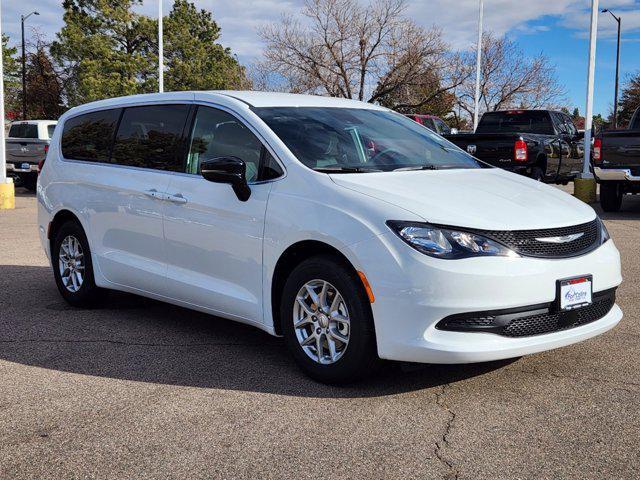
[1,0,639,60]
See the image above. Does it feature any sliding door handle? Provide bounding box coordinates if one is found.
[167,193,188,204]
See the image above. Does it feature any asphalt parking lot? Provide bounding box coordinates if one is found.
[1,188,639,479]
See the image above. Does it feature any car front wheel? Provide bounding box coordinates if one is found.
[280,255,379,384]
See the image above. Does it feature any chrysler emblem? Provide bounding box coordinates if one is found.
[467,144,477,155]
[535,233,584,244]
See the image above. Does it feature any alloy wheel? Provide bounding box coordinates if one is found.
[58,235,85,293]
[293,279,350,365]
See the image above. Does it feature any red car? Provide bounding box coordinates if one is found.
[405,114,454,136]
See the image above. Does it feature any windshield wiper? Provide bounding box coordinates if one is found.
[393,164,438,171]
[314,166,382,173]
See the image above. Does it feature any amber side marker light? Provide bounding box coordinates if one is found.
[357,271,375,303]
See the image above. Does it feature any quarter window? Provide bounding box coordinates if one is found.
[61,109,121,162]
[187,106,282,182]
[111,104,190,171]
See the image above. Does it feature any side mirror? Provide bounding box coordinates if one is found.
[450,128,459,135]
[201,156,251,201]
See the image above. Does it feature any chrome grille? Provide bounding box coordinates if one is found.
[475,219,600,258]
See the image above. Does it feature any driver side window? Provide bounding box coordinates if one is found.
[187,106,281,182]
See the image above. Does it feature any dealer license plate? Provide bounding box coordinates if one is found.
[558,276,593,311]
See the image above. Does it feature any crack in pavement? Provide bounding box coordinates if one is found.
[434,383,459,480]
[0,338,272,348]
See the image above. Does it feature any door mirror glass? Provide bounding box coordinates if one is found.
[201,156,251,201]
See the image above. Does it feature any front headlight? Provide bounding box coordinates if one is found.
[387,221,519,259]
[597,216,610,244]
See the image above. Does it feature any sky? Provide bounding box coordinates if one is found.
[2,0,639,116]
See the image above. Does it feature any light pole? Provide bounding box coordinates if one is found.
[602,8,621,128]
[473,0,484,131]
[575,0,599,204]
[158,0,164,93]
[21,10,39,120]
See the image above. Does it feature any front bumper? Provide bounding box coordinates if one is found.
[594,166,640,182]
[350,233,623,364]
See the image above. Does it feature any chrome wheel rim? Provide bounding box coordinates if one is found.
[293,279,350,365]
[58,235,84,293]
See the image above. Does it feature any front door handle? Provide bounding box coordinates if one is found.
[166,193,188,204]
[145,189,161,199]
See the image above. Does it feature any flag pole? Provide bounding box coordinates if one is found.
[473,0,484,132]
[158,0,164,93]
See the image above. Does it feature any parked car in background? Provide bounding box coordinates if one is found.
[444,110,584,184]
[38,92,622,383]
[593,107,640,212]
[5,120,57,191]
[405,114,457,135]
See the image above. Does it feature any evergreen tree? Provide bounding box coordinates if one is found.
[164,0,248,91]
[2,34,21,118]
[51,0,157,106]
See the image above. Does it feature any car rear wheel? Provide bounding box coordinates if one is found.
[51,220,103,307]
[600,182,623,212]
[280,255,379,384]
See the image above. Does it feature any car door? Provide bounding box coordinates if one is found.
[163,105,283,324]
[84,104,190,296]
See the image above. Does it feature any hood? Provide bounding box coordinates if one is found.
[330,168,596,230]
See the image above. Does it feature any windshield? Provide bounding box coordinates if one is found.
[476,111,554,135]
[254,107,482,172]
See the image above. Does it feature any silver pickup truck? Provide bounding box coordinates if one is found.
[6,120,57,191]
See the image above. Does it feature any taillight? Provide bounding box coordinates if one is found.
[38,158,45,174]
[514,139,528,162]
[414,116,424,125]
[44,144,49,154]
[593,138,602,164]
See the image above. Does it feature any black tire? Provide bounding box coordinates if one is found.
[51,220,103,307]
[530,166,544,182]
[23,174,37,192]
[280,255,380,384]
[600,182,623,212]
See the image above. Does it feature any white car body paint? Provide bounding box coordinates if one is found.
[38,91,623,364]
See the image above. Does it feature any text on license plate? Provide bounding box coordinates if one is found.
[559,276,592,311]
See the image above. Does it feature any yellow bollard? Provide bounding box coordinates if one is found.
[0,180,15,210]
[574,177,597,204]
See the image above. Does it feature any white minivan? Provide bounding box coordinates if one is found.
[38,91,622,383]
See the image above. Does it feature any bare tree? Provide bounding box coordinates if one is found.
[456,32,565,118]
[258,0,462,106]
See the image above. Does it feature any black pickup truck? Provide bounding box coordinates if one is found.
[593,107,640,211]
[444,110,584,184]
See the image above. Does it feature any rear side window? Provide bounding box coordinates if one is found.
[61,109,121,162]
[111,104,190,171]
[47,125,56,138]
[434,118,451,135]
[9,123,38,139]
